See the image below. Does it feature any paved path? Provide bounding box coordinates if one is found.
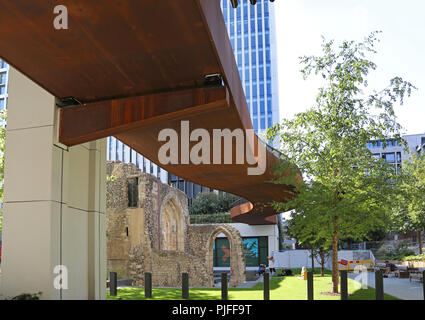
[234,277,263,289]
[348,272,424,300]
[234,274,277,289]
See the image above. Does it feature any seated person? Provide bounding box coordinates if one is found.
[384,260,397,277]
[257,264,266,276]
[277,269,293,277]
[297,266,308,280]
[282,269,293,276]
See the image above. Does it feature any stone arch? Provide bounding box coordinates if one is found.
[205,225,245,287]
[160,196,185,252]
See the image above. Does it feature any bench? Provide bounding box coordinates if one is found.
[375,263,397,277]
[375,263,412,278]
[395,265,409,279]
[409,271,424,282]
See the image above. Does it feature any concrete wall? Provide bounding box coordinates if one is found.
[273,250,375,270]
[0,68,106,300]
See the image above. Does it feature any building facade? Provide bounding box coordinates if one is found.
[221,0,280,133]
[106,0,280,203]
[366,133,425,173]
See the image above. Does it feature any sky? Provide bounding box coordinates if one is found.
[274,0,425,135]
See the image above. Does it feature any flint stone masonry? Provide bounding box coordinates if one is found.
[106,161,246,287]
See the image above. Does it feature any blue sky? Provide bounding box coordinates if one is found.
[274,0,425,135]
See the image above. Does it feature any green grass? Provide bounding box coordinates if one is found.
[107,268,399,301]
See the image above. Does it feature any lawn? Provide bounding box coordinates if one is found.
[107,268,399,300]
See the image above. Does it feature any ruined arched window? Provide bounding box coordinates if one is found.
[161,198,184,252]
[127,178,138,208]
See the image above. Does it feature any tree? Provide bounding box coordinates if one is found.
[393,151,425,254]
[286,212,331,276]
[267,32,415,293]
[189,192,240,215]
[0,109,6,233]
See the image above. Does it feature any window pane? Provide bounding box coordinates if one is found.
[127,179,139,208]
[382,153,395,163]
[0,72,6,84]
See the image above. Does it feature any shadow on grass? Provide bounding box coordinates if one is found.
[348,286,399,300]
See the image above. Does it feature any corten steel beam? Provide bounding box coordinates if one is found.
[59,86,230,147]
[0,0,298,225]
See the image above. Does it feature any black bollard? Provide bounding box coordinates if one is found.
[182,273,189,300]
[221,273,228,300]
[307,271,314,300]
[263,272,270,300]
[340,270,348,300]
[375,270,384,300]
[145,272,152,299]
[110,272,117,297]
[423,270,425,300]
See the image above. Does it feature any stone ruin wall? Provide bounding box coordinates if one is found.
[106,161,246,287]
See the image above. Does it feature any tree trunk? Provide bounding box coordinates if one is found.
[332,217,339,294]
[310,248,314,273]
[320,249,325,276]
[418,230,423,255]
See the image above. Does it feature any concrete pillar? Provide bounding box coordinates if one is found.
[0,67,106,300]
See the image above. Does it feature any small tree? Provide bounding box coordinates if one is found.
[189,192,239,215]
[287,213,331,276]
[393,152,425,254]
[267,32,415,293]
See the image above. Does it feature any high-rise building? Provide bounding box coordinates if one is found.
[107,0,280,203]
[0,59,9,110]
[221,0,280,133]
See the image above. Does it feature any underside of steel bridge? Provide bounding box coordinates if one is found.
[0,0,298,225]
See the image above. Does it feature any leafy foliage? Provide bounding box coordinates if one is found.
[106,174,118,182]
[391,152,425,248]
[190,213,233,224]
[403,253,425,262]
[380,242,415,261]
[10,292,42,300]
[267,32,415,292]
[189,192,240,215]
